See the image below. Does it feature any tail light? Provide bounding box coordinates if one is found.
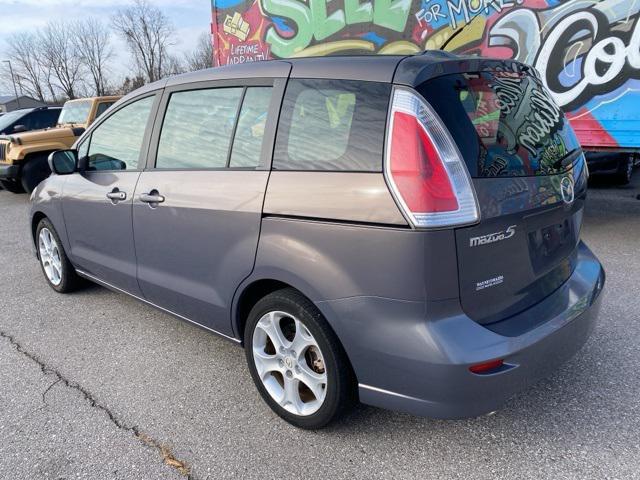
[385,88,479,228]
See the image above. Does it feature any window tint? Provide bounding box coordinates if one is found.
[87,96,154,171]
[95,102,114,119]
[43,109,61,127]
[273,79,391,171]
[23,110,59,130]
[156,88,243,169]
[229,87,272,168]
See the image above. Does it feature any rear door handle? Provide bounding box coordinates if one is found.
[140,190,165,206]
[106,189,126,203]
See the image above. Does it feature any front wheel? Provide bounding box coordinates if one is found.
[21,154,51,193]
[36,218,82,293]
[244,288,356,429]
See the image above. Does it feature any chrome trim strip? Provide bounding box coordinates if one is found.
[75,269,241,344]
[358,383,424,402]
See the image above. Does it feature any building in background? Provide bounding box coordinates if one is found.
[0,95,47,113]
[211,0,640,154]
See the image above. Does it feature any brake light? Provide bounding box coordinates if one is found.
[385,89,479,228]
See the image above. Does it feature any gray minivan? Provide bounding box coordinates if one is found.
[30,53,605,429]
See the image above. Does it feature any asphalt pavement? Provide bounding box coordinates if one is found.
[1,173,639,480]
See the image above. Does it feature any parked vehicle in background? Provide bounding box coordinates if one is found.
[0,96,120,193]
[31,54,604,429]
[585,152,639,185]
[0,106,60,136]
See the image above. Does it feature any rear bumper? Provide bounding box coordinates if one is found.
[316,241,605,419]
[0,163,19,180]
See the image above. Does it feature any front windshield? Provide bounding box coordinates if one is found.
[0,110,27,131]
[58,100,92,125]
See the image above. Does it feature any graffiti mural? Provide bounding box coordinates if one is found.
[211,0,640,149]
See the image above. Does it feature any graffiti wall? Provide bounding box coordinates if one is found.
[211,0,640,149]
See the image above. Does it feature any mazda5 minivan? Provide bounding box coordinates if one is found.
[30,53,605,429]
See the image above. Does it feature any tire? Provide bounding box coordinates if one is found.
[21,153,52,193]
[244,288,356,429]
[0,179,24,193]
[616,155,634,185]
[36,218,82,293]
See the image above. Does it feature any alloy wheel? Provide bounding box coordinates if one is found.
[38,228,62,286]
[252,311,327,416]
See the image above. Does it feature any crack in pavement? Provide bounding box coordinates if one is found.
[0,330,195,479]
[42,378,61,404]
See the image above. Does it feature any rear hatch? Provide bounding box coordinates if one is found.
[418,67,588,325]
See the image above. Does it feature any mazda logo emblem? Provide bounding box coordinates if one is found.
[560,176,575,205]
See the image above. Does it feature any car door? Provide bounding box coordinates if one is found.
[132,79,284,335]
[62,93,160,295]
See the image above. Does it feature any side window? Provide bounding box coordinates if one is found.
[18,110,55,130]
[87,96,154,171]
[44,109,61,127]
[273,79,391,171]
[156,88,243,169]
[229,87,272,168]
[18,112,38,130]
[95,102,114,119]
[22,110,59,130]
[77,137,90,161]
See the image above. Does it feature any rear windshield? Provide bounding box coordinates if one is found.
[419,70,581,178]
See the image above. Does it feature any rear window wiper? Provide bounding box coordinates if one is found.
[552,148,582,170]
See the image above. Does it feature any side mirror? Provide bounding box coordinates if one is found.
[13,124,27,133]
[48,150,78,175]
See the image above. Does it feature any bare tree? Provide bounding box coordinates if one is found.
[117,75,146,95]
[112,0,175,83]
[5,32,46,101]
[186,32,214,72]
[39,21,84,99]
[163,54,186,77]
[73,18,114,96]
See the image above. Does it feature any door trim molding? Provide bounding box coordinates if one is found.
[75,269,242,344]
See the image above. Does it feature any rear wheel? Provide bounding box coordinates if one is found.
[36,218,82,293]
[244,288,356,429]
[616,154,634,185]
[21,153,52,193]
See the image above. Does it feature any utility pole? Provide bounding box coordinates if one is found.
[3,60,21,110]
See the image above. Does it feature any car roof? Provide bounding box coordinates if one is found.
[166,55,407,86]
[120,52,531,104]
[3,106,60,116]
[169,52,529,85]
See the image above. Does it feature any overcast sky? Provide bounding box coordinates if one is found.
[0,0,212,95]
